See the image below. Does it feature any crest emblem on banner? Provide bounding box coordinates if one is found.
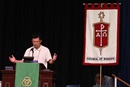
[22,76,32,86]
[93,11,110,55]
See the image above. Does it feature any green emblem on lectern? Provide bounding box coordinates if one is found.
[22,76,32,86]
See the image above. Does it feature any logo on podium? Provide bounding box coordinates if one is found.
[22,76,32,86]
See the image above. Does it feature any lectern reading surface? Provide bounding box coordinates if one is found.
[23,57,34,62]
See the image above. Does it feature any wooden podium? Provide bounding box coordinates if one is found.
[1,67,55,87]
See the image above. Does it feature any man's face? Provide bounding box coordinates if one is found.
[32,38,42,49]
[96,78,103,84]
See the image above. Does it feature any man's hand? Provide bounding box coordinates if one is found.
[52,53,57,62]
[49,53,57,64]
[9,55,16,63]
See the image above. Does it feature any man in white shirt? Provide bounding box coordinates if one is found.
[9,33,57,69]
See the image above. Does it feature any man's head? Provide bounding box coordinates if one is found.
[32,33,42,49]
[95,73,104,84]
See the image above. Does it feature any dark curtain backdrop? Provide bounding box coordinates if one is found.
[116,0,130,87]
[0,0,130,87]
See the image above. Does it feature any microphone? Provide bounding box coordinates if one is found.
[30,48,34,57]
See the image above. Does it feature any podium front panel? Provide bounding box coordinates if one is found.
[1,70,55,87]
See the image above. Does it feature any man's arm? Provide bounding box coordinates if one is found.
[107,77,114,87]
[9,55,23,63]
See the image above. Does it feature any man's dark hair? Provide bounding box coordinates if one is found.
[32,33,42,40]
